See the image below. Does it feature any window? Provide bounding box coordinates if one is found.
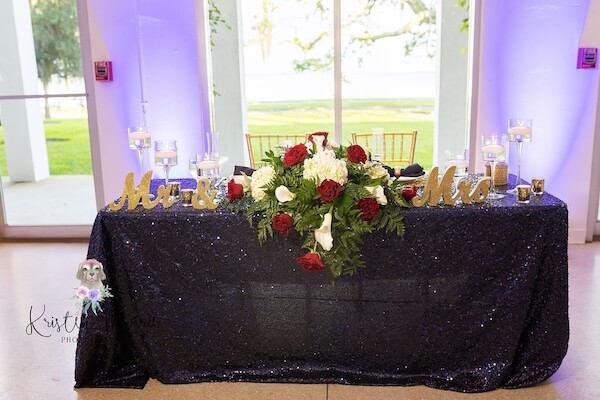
[0,0,95,230]
[241,0,438,169]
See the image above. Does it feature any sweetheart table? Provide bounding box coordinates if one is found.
[75,178,568,392]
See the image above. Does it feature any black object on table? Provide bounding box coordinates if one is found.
[75,177,568,392]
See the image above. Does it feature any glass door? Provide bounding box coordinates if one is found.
[0,0,96,235]
[241,0,335,141]
[240,0,437,170]
[340,0,436,170]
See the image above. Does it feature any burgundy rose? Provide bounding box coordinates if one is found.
[296,252,326,273]
[283,144,309,168]
[308,131,328,146]
[227,179,244,202]
[317,179,342,202]
[347,144,367,164]
[401,185,417,202]
[272,213,294,236]
[356,197,380,222]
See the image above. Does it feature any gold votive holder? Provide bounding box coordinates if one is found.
[169,181,181,199]
[531,177,545,195]
[516,184,531,204]
[181,189,194,207]
[485,161,508,186]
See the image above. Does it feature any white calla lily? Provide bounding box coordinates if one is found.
[312,134,326,153]
[366,185,388,205]
[315,212,333,251]
[275,185,296,203]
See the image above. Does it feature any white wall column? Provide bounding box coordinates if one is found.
[580,0,600,240]
[210,0,247,175]
[434,1,470,168]
[0,0,49,182]
[77,0,211,206]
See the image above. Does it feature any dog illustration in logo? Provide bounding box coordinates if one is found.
[76,259,106,290]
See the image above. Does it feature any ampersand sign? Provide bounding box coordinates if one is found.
[192,178,218,210]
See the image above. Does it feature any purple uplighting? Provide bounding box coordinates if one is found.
[478,0,599,241]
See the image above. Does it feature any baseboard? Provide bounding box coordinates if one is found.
[569,228,588,244]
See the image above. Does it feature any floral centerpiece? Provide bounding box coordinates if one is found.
[227,132,413,280]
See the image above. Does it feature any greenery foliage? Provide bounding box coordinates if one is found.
[456,0,470,32]
[31,0,81,118]
[208,0,231,47]
[287,0,437,72]
[234,139,410,281]
[0,99,432,176]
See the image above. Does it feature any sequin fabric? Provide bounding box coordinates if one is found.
[75,177,568,392]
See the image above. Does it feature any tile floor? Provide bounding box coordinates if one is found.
[0,241,598,400]
[1,176,97,225]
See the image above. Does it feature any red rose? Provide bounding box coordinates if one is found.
[317,179,342,202]
[296,252,326,273]
[347,144,367,164]
[272,213,294,236]
[308,131,328,146]
[227,179,244,202]
[283,144,309,168]
[356,197,380,222]
[401,185,417,202]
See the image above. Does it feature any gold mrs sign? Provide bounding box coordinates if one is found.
[411,166,491,207]
[109,171,218,211]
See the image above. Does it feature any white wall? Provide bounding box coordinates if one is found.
[475,0,599,243]
[580,0,600,240]
[210,0,248,175]
[77,0,211,207]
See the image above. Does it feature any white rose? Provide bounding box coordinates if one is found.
[366,162,390,181]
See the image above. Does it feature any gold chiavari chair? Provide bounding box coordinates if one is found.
[246,133,308,168]
[351,131,417,167]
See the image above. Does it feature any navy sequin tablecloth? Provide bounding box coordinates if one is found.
[75,178,569,392]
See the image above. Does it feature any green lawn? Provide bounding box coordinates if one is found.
[0,99,433,175]
[248,99,433,170]
[248,98,434,111]
[0,119,92,175]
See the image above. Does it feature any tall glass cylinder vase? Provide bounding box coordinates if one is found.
[128,126,151,175]
[209,131,219,159]
[205,131,224,186]
[154,140,178,185]
[507,118,532,194]
[371,127,384,162]
[481,133,507,200]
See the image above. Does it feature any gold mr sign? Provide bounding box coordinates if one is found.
[109,171,218,211]
[411,166,491,207]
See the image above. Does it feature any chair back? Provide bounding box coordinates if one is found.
[351,131,417,166]
[246,133,308,168]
